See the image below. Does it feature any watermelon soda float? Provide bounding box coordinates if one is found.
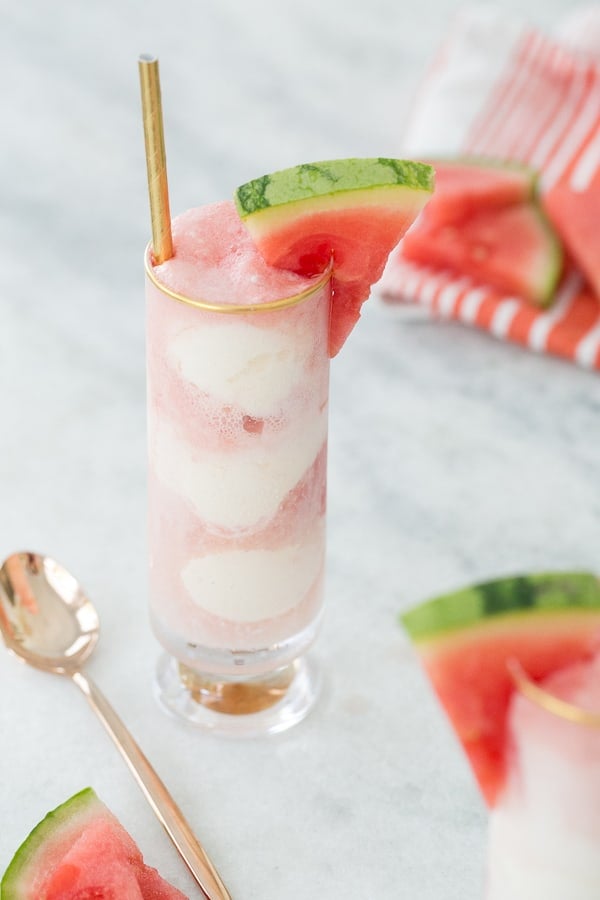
[403,573,600,898]
[145,158,434,734]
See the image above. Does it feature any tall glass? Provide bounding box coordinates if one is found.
[145,250,331,736]
[486,659,600,899]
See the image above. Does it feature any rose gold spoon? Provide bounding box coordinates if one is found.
[0,551,232,900]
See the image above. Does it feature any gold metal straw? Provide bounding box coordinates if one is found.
[138,54,173,264]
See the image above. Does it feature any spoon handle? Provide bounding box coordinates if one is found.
[71,669,232,900]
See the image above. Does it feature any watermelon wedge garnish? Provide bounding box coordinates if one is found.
[423,157,537,226]
[402,200,562,306]
[402,572,600,807]
[1,788,188,899]
[234,157,434,356]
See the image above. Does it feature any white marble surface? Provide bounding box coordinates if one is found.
[0,1,598,898]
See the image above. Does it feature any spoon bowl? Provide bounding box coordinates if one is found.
[0,552,99,673]
[0,550,231,900]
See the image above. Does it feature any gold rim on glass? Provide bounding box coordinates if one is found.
[145,246,332,314]
[508,658,600,729]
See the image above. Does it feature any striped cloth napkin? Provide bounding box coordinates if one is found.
[379,7,600,370]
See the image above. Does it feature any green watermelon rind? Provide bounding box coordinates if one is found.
[532,203,564,306]
[402,572,600,644]
[235,157,434,216]
[234,185,433,243]
[1,787,101,898]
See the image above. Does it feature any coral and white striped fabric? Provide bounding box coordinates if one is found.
[379,7,600,370]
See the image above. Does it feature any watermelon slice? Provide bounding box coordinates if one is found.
[544,184,600,302]
[402,572,600,807]
[401,201,563,306]
[424,157,537,226]
[234,157,434,356]
[1,788,188,899]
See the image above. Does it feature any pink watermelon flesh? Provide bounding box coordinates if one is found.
[402,573,600,808]
[135,866,190,900]
[543,184,600,301]
[401,201,562,306]
[235,158,434,357]
[424,158,536,226]
[420,617,600,806]
[44,819,185,900]
[252,205,424,356]
[1,789,188,900]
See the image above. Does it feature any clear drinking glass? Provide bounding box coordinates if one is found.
[145,250,331,736]
[486,659,600,899]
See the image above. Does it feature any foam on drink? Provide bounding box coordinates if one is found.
[152,201,311,304]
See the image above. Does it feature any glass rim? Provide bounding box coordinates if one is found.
[508,658,600,729]
[144,245,332,314]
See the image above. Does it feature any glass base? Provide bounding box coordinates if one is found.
[155,652,321,736]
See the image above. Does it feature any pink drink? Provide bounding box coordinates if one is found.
[145,201,330,731]
[486,656,600,899]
